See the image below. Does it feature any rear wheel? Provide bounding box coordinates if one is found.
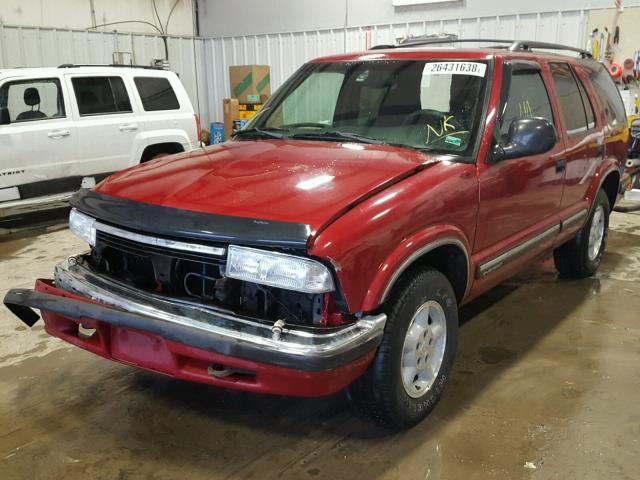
[347,267,458,428]
[553,189,610,278]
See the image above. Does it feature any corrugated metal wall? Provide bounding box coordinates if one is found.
[202,9,589,123]
[1,9,589,126]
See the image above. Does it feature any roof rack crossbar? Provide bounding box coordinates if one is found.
[370,38,513,50]
[370,38,592,58]
[508,40,592,58]
[58,63,164,70]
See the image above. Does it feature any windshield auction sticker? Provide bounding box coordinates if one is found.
[423,62,487,77]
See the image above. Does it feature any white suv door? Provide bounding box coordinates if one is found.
[66,74,139,176]
[0,76,78,202]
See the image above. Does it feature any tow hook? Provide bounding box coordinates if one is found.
[207,364,255,379]
[271,319,286,340]
[207,364,235,378]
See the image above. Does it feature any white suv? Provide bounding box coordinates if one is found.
[0,65,200,227]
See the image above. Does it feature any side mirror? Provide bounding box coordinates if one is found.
[492,117,556,162]
[0,107,9,125]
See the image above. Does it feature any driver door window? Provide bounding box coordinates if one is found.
[500,70,554,139]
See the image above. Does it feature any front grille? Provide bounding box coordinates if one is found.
[94,230,227,298]
[97,230,226,265]
[90,227,326,326]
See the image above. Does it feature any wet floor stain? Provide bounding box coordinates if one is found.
[478,346,517,365]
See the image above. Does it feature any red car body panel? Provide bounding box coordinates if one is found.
[311,161,478,311]
[96,139,434,237]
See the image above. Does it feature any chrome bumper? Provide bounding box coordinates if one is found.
[5,259,386,371]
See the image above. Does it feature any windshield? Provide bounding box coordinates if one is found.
[245,59,489,154]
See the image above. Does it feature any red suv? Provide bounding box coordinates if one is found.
[4,40,629,427]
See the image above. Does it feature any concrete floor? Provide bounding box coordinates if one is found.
[0,210,639,480]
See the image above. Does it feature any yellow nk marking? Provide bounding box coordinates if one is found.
[425,123,443,144]
[425,115,457,144]
[442,115,456,132]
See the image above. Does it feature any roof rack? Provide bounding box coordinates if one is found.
[370,38,592,58]
[509,40,591,58]
[58,63,164,70]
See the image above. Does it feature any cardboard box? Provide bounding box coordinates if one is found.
[238,102,263,120]
[229,65,271,103]
[223,98,239,140]
[224,99,265,138]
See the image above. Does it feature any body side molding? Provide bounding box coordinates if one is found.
[561,208,589,231]
[476,224,560,278]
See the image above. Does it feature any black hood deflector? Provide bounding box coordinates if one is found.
[71,190,311,250]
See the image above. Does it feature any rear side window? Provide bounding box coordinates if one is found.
[550,63,590,135]
[575,73,596,129]
[0,78,66,123]
[500,69,554,138]
[134,77,180,111]
[589,64,626,126]
[72,76,132,115]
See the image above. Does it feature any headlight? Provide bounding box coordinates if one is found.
[225,245,335,293]
[69,208,96,246]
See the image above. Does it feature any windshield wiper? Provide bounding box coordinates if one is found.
[233,127,288,139]
[291,130,386,145]
[386,142,437,153]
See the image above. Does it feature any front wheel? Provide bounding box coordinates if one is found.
[553,189,610,278]
[347,267,458,428]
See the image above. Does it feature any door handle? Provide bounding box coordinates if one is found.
[555,158,566,173]
[47,129,71,139]
[119,123,139,132]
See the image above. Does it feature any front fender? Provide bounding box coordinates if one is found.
[309,161,478,314]
[361,225,471,312]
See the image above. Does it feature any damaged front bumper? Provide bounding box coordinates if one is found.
[3,259,386,396]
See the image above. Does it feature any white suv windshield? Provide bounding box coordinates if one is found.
[248,60,488,154]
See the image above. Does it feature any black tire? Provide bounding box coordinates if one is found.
[553,189,610,278]
[347,267,458,428]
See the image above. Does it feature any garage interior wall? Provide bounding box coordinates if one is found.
[588,7,640,64]
[0,0,195,36]
[198,0,640,37]
[201,8,594,124]
[0,5,634,125]
[0,25,209,124]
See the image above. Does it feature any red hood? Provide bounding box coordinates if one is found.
[95,140,436,235]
